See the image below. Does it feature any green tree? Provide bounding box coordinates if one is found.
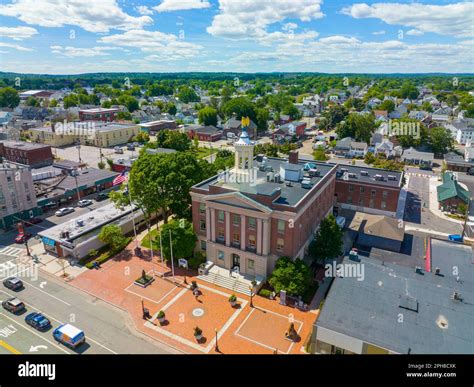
[313,146,328,161]
[0,87,20,108]
[63,94,79,108]
[222,97,256,121]
[255,107,270,132]
[308,215,343,264]
[336,113,378,143]
[134,131,150,144]
[118,95,139,112]
[49,99,58,108]
[164,102,177,115]
[177,86,200,103]
[198,106,218,126]
[157,219,197,262]
[26,96,40,107]
[323,105,348,129]
[268,257,312,296]
[429,127,454,154]
[98,224,127,252]
[155,130,191,151]
[377,100,395,113]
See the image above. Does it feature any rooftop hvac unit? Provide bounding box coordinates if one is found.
[301,178,312,189]
[274,173,281,183]
[76,220,84,227]
[388,175,397,181]
[415,266,423,275]
[348,173,357,179]
[374,174,384,181]
[308,168,320,177]
[341,168,348,173]
[266,172,274,182]
[360,170,369,176]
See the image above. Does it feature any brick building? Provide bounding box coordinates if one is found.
[185,125,222,142]
[334,165,403,217]
[78,108,119,122]
[0,141,53,168]
[138,120,177,135]
[191,128,337,280]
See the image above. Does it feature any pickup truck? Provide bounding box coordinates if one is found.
[53,324,86,349]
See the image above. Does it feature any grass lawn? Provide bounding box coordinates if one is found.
[194,147,217,159]
[140,229,160,250]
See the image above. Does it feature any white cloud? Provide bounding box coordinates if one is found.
[0,0,153,33]
[98,29,203,59]
[342,2,474,38]
[372,30,386,36]
[0,42,33,51]
[319,36,360,45]
[135,6,153,16]
[50,45,126,57]
[0,26,38,40]
[207,0,324,42]
[406,29,424,37]
[154,0,211,12]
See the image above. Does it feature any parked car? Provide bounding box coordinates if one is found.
[55,207,75,217]
[448,234,463,242]
[53,324,86,349]
[95,193,108,202]
[78,199,93,208]
[3,277,24,291]
[114,146,124,154]
[27,217,43,225]
[25,312,52,331]
[126,143,135,151]
[15,232,32,244]
[2,297,26,314]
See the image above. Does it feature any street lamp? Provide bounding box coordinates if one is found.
[76,142,82,165]
[214,328,219,353]
[249,280,257,308]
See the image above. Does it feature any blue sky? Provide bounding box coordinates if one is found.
[0,0,473,74]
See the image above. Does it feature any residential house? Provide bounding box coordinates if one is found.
[333,137,352,157]
[349,141,368,158]
[437,172,470,212]
[224,116,257,139]
[401,147,434,167]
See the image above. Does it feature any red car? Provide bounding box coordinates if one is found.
[15,233,32,244]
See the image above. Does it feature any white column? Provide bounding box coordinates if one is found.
[206,207,211,241]
[241,215,246,251]
[257,218,263,255]
[225,211,231,246]
[210,208,216,242]
[262,219,270,256]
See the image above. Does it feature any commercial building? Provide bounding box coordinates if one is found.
[0,161,40,229]
[29,122,139,148]
[0,141,53,168]
[334,164,404,217]
[19,90,54,100]
[38,202,148,259]
[184,125,222,142]
[191,127,337,280]
[138,120,177,135]
[437,172,470,211]
[78,108,119,122]
[401,147,434,167]
[311,239,474,354]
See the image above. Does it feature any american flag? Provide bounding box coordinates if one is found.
[113,171,129,186]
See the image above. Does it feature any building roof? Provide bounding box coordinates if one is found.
[224,117,257,130]
[0,140,51,151]
[334,164,403,188]
[193,157,336,207]
[348,212,404,241]
[350,141,368,150]
[437,172,470,204]
[185,125,221,135]
[402,147,434,162]
[316,240,474,354]
[138,120,175,128]
[444,152,473,168]
[78,108,119,114]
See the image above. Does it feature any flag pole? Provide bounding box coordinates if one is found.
[169,230,175,281]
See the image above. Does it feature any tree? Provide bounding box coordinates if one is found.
[155,130,191,151]
[98,224,127,252]
[268,257,312,296]
[157,219,197,262]
[399,82,419,99]
[164,102,177,115]
[0,87,20,108]
[222,97,256,122]
[134,131,150,144]
[336,113,378,143]
[377,100,395,113]
[63,94,79,108]
[308,215,343,265]
[313,146,328,161]
[323,105,348,129]
[255,107,270,132]
[177,86,200,103]
[281,103,302,120]
[118,95,139,112]
[198,106,218,126]
[429,127,454,154]
[26,96,40,107]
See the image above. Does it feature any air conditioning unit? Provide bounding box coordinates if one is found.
[360,170,369,176]
[388,175,397,181]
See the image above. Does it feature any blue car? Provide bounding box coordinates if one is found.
[448,234,463,243]
[25,312,52,331]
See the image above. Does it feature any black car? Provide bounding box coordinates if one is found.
[25,312,52,331]
[2,297,26,314]
[3,277,24,291]
[96,193,108,202]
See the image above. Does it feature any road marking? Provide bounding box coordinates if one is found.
[0,339,21,354]
[14,278,72,307]
[0,247,24,257]
[0,312,70,354]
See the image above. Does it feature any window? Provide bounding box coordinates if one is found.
[371,189,376,198]
[358,197,364,206]
[233,232,240,244]
[218,210,225,222]
[200,220,206,231]
[381,201,387,209]
[217,251,225,260]
[233,214,240,226]
[199,203,205,214]
[248,217,256,229]
[360,186,365,193]
[347,196,352,204]
[349,185,354,192]
[277,238,284,251]
[247,259,255,270]
[248,235,256,248]
[217,228,225,241]
[369,199,375,208]
[200,240,207,251]
[277,220,285,233]
[382,191,388,199]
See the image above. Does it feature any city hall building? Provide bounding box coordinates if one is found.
[191,127,337,280]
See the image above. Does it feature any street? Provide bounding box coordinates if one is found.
[0,251,178,355]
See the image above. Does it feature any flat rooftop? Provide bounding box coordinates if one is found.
[0,140,51,151]
[194,157,336,207]
[316,240,474,354]
[79,108,119,114]
[138,120,175,127]
[32,122,137,133]
[333,164,403,188]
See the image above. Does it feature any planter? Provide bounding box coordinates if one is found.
[158,317,166,324]
[230,301,237,307]
[134,275,155,288]
[194,334,203,341]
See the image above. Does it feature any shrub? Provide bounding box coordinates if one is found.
[188,251,206,270]
[229,294,237,302]
[194,326,202,336]
[157,310,165,319]
[259,289,273,299]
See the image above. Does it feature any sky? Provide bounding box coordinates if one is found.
[0,0,473,74]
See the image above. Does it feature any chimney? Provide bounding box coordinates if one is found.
[289,150,299,165]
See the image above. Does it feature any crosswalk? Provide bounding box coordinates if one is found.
[0,246,24,258]
[406,172,433,179]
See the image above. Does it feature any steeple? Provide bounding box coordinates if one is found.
[234,116,254,170]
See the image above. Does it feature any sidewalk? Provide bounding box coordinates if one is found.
[428,177,464,225]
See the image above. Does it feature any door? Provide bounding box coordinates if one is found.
[232,254,240,269]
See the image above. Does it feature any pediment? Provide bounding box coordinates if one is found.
[204,192,271,214]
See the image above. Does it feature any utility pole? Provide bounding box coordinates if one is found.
[73,169,81,202]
